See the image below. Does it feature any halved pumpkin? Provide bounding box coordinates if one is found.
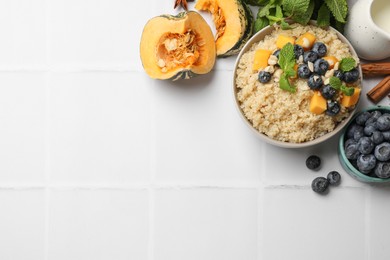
[140,11,216,80]
[195,0,253,57]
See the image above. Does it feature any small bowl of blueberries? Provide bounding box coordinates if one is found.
[339,106,390,183]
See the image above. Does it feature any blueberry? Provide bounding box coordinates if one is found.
[345,142,360,160]
[358,136,375,154]
[343,68,359,83]
[311,177,329,194]
[320,84,337,100]
[333,70,344,81]
[374,162,390,178]
[312,42,327,57]
[364,124,377,136]
[327,171,341,185]
[371,131,384,145]
[306,155,321,170]
[326,100,340,116]
[383,131,390,141]
[376,114,390,131]
[303,51,318,63]
[273,49,280,59]
[371,110,382,120]
[293,44,304,59]
[297,64,311,79]
[345,138,357,149]
[357,154,377,173]
[374,142,390,161]
[347,123,363,139]
[258,71,271,83]
[314,59,329,75]
[355,111,371,126]
[308,74,323,90]
[353,127,365,142]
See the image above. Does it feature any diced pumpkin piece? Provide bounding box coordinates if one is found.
[296,32,316,50]
[323,56,338,69]
[292,63,298,79]
[276,35,295,49]
[253,49,272,71]
[309,91,327,114]
[341,87,361,107]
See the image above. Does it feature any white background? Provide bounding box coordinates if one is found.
[1,0,390,259]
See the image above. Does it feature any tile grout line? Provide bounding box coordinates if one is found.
[43,0,51,258]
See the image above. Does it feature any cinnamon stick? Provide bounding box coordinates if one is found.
[366,75,390,103]
[362,63,390,77]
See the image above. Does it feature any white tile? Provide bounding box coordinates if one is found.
[153,71,264,182]
[0,190,45,260]
[0,73,46,183]
[154,189,258,260]
[0,0,46,67]
[49,0,152,67]
[261,188,366,260]
[49,72,150,183]
[368,186,390,260]
[48,189,148,260]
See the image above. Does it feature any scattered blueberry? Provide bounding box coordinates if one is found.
[326,100,340,116]
[333,70,344,81]
[293,44,304,59]
[308,74,323,90]
[312,42,327,57]
[297,64,311,79]
[376,114,390,131]
[358,136,375,154]
[374,142,390,161]
[303,51,318,63]
[371,131,384,145]
[314,59,329,75]
[355,111,371,126]
[357,154,377,173]
[343,68,359,83]
[306,155,321,170]
[258,71,271,83]
[327,171,341,185]
[374,162,390,178]
[311,177,329,194]
[320,84,337,100]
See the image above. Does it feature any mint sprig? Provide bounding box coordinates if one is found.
[329,76,355,96]
[339,57,356,72]
[278,43,297,93]
[317,3,331,27]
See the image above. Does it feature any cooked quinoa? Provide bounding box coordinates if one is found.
[235,24,360,143]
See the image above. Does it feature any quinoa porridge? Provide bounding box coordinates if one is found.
[235,24,361,143]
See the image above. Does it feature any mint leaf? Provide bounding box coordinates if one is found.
[257,4,274,17]
[279,74,296,93]
[341,85,355,96]
[317,3,330,27]
[339,57,356,72]
[254,16,270,32]
[282,0,310,16]
[280,18,292,29]
[243,0,270,6]
[292,0,314,25]
[329,76,342,90]
[325,0,348,23]
[278,42,295,70]
[275,5,283,18]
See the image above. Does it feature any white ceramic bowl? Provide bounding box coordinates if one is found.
[232,23,363,148]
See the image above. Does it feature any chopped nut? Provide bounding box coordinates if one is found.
[324,78,330,85]
[298,55,303,63]
[264,66,275,74]
[313,75,319,81]
[334,62,340,71]
[274,68,283,78]
[325,69,334,78]
[302,37,310,49]
[308,61,314,72]
[268,55,278,65]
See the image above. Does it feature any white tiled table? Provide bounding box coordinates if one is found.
[1,0,390,259]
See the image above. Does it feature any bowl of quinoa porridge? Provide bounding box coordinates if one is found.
[233,22,363,148]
